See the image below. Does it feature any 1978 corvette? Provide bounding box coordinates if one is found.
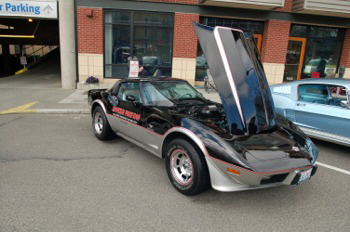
[88,23,318,195]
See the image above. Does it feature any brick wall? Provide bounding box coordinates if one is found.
[340,28,350,68]
[173,13,199,58]
[77,8,103,54]
[261,20,291,64]
[274,0,292,12]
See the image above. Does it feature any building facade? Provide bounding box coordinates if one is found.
[76,0,350,89]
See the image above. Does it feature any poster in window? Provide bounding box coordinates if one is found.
[128,60,139,78]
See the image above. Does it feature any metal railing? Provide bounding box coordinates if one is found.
[23,44,58,63]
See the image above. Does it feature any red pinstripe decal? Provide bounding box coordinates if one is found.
[177,127,312,175]
[107,115,311,175]
[108,113,163,137]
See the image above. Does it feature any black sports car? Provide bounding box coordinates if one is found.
[88,23,318,195]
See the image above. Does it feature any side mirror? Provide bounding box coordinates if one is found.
[126,95,136,102]
[340,100,350,109]
[126,95,142,108]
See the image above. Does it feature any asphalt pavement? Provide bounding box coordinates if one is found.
[0,114,349,232]
[1,74,349,231]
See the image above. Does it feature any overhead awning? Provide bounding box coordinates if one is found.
[293,0,350,18]
[199,0,284,10]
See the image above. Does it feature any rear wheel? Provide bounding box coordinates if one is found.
[165,138,209,195]
[92,106,114,141]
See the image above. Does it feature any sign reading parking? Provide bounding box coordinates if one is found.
[0,0,57,19]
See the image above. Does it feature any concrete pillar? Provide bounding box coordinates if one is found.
[2,43,12,76]
[59,0,77,89]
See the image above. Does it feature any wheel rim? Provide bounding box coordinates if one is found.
[170,149,193,185]
[94,112,103,134]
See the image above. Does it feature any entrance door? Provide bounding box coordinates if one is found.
[283,37,306,82]
[253,34,262,52]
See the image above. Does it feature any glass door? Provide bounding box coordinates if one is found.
[283,37,306,82]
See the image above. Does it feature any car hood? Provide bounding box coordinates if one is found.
[193,22,276,136]
[180,116,317,173]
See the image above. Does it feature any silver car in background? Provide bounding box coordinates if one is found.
[271,78,350,147]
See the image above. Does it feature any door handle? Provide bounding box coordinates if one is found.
[297,103,306,107]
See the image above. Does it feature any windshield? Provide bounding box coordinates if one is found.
[142,81,205,107]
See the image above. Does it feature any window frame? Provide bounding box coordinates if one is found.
[103,10,175,79]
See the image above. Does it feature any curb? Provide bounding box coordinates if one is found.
[37,109,90,114]
[0,109,90,115]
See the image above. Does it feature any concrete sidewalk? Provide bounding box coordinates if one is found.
[0,89,90,115]
[0,85,220,115]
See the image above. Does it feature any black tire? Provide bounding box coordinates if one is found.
[92,106,115,141]
[165,138,209,195]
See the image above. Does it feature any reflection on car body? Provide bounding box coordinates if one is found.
[88,23,318,195]
[271,78,350,147]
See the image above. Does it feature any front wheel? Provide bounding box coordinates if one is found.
[92,106,115,141]
[165,138,209,195]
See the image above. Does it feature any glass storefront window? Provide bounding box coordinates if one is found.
[302,39,343,78]
[309,27,339,38]
[105,11,131,24]
[134,13,173,26]
[290,25,307,37]
[195,17,264,81]
[204,17,264,34]
[289,25,345,80]
[105,11,174,78]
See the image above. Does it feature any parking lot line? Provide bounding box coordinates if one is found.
[316,162,350,176]
[0,102,38,114]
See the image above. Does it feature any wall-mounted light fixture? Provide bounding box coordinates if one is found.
[85,9,93,18]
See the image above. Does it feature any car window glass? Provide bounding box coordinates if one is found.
[141,81,204,107]
[328,85,348,107]
[117,82,141,103]
[299,84,348,107]
[298,84,329,105]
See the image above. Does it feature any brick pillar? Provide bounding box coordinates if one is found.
[172,13,199,86]
[340,28,350,79]
[274,0,293,12]
[77,8,104,88]
[261,20,291,84]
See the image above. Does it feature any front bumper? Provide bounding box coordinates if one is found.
[206,156,318,192]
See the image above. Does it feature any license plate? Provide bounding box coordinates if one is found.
[298,169,312,184]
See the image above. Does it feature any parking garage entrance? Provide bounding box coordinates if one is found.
[0,17,60,87]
